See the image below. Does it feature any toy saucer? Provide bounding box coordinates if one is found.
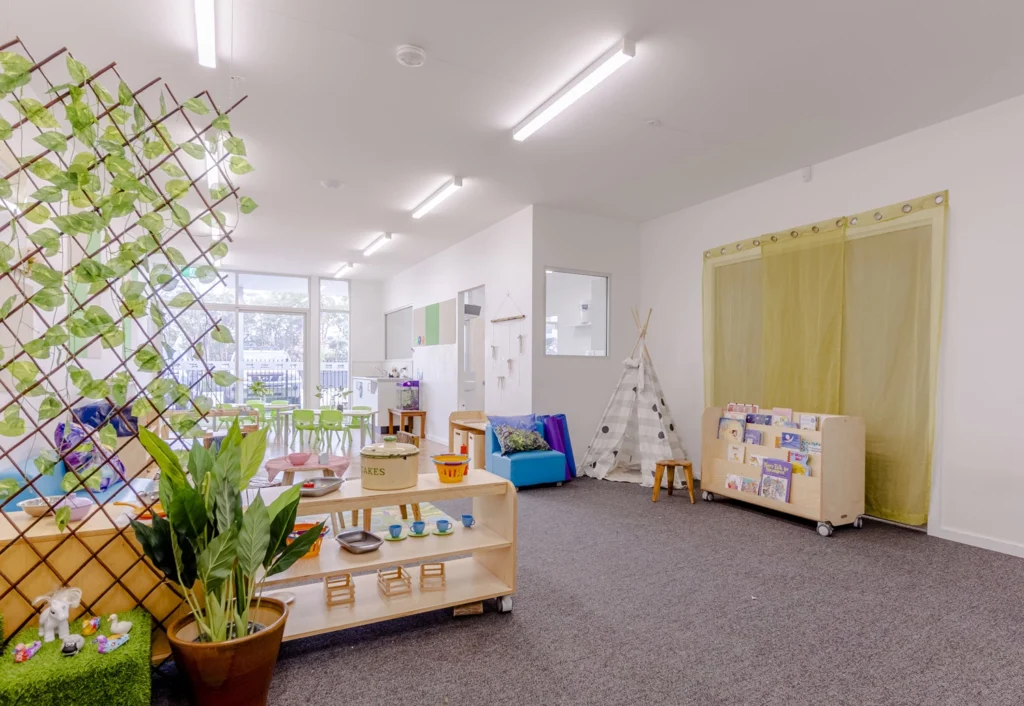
[433,528,455,536]
[408,530,429,538]
[383,534,406,541]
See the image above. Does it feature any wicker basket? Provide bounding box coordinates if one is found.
[288,522,329,557]
[431,454,469,484]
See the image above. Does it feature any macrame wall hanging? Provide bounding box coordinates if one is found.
[489,292,526,401]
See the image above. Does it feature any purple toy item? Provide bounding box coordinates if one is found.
[54,422,127,491]
[13,641,41,663]
[95,633,130,654]
[539,414,576,481]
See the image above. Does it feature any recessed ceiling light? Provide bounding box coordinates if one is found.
[412,177,463,219]
[194,0,216,68]
[363,233,392,257]
[513,37,635,141]
[320,178,343,190]
[334,262,356,278]
[396,45,426,68]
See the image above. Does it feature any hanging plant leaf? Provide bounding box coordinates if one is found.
[120,280,146,299]
[144,140,168,159]
[36,396,62,421]
[73,124,96,147]
[96,138,125,157]
[132,102,145,133]
[71,151,96,169]
[229,156,254,175]
[160,91,168,116]
[223,136,246,156]
[211,324,234,344]
[0,70,30,97]
[120,295,147,319]
[210,240,229,259]
[23,203,51,225]
[0,178,11,199]
[240,196,258,214]
[104,153,133,176]
[27,158,61,181]
[11,97,60,128]
[180,141,206,160]
[0,117,11,140]
[53,506,71,532]
[165,179,190,200]
[209,184,228,201]
[103,191,137,219]
[111,378,128,407]
[30,287,64,311]
[165,247,188,267]
[200,211,228,228]
[81,379,111,399]
[23,337,50,359]
[0,406,25,437]
[137,212,164,235]
[100,327,125,349]
[182,96,209,115]
[27,262,63,288]
[195,265,218,283]
[0,51,32,74]
[8,360,39,385]
[99,423,117,449]
[112,173,143,192]
[33,451,59,481]
[33,131,68,153]
[193,342,205,360]
[30,185,63,203]
[66,55,90,83]
[212,113,230,131]
[150,301,166,328]
[65,101,96,131]
[118,79,134,106]
[131,396,154,420]
[108,106,129,125]
[168,292,196,308]
[0,242,14,273]
[92,81,116,106]
[73,257,115,283]
[171,203,191,228]
[28,228,61,256]
[43,325,68,346]
[160,162,186,178]
[212,370,239,387]
[68,365,92,388]
[0,294,16,318]
[134,344,165,372]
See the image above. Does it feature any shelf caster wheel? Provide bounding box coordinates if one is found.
[497,595,513,613]
[853,516,864,529]
[702,491,715,502]
[556,482,563,487]
[816,522,834,537]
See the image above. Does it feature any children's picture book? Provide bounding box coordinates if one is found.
[789,452,810,476]
[740,477,760,494]
[782,420,799,428]
[799,414,818,431]
[725,474,742,491]
[743,429,763,446]
[727,444,746,463]
[746,413,772,426]
[718,417,746,443]
[724,411,747,421]
[748,454,767,469]
[800,439,823,455]
[744,404,758,414]
[771,408,793,427]
[780,432,801,451]
[759,459,793,502]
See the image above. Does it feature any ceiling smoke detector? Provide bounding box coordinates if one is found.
[396,45,426,68]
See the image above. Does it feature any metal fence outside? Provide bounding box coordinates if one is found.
[168,361,349,407]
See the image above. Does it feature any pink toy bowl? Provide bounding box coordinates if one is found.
[288,452,311,466]
[54,495,94,522]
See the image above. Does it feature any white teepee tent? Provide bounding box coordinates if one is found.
[579,309,687,488]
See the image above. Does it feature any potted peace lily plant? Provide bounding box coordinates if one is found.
[132,421,324,706]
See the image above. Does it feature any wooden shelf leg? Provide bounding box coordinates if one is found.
[351,510,359,526]
[399,505,409,520]
[667,466,675,496]
[411,503,422,521]
[652,464,665,502]
[363,509,372,531]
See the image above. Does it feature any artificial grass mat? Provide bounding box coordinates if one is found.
[0,609,150,706]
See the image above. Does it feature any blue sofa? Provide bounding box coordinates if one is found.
[485,422,567,488]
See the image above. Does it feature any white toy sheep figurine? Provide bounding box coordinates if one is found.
[33,587,82,643]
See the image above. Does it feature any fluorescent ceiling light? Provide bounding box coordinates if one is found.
[411,177,463,219]
[513,38,635,141]
[334,262,356,278]
[195,0,216,68]
[363,233,392,257]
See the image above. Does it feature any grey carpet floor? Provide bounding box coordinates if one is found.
[152,478,1024,706]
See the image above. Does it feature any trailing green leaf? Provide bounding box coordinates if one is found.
[30,185,64,203]
[212,370,239,387]
[212,113,230,131]
[33,131,68,153]
[0,406,25,436]
[223,136,246,156]
[165,179,190,200]
[168,292,196,308]
[182,96,210,115]
[28,228,61,256]
[211,325,234,344]
[229,156,254,175]
[118,79,134,106]
[54,506,72,532]
[11,97,59,128]
[240,196,258,214]
[171,203,191,228]
[180,141,206,160]
[133,344,165,372]
[160,162,186,177]
[66,55,90,83]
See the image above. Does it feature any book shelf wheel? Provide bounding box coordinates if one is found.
[497,595,513,613]
[853,517,864,529]
[816,522,834,537]
[701,491,715,502]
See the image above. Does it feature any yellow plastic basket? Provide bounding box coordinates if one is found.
[431,454,469,483]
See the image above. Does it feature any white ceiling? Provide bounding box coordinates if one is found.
[9,1,1024,280]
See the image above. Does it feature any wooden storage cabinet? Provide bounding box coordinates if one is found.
[699,406,865,534]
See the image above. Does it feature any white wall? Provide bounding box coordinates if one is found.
[532,206,640,462]
[640,93,1024,558]
[350,279,384,364]
[383,206,534,441]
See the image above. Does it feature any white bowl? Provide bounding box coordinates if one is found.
[17,496,64,517]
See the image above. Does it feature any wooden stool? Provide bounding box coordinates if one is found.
[653,460,695,504]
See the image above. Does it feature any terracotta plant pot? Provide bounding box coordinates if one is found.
[168,598,288,706]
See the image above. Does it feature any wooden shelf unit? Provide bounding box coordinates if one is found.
[700,406,865,529]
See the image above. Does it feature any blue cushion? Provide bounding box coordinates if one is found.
[485,424,567,488]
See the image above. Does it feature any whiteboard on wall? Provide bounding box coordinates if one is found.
[386,306,413,359]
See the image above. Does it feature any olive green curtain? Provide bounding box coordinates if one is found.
[702,194,946,525]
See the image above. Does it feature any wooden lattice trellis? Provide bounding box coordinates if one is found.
[0,36,255,660]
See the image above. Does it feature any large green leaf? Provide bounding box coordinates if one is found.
[138,426,187,482]
[23,203,51,225]
[37,396,62,421]
[169,483,209,544]
[240,196,258,214]
[266,484,301,522]
[168,292,195,308]
[9,360,39,385]
[138,212,164,234]
[212,113,230,131]
[22,337,50,359]
[104,153,133,176]
[28,228,61,257]
[99,423,117,450]
[30,287,64,311]
[33,131,67,153]
[181,97,209,115]
[74,257,115,284]
[0,406,25,437]
[54,506,72,532]
[238,427,267,489]
[143,140,168,159]
[27,157,61,181]
[0,294,15,318]
[229,156,253,175]
[33,449,59,476]
[180,141,205,160]
[103,190,137,218]
[160,162,186,178]
[211,325,233,344]
[223,136,246,156]
[0,117,11,140]
[210,240,229,260]
[80,379,110,399]
[267,522,325,576]
[166,247,188,267]
[212,370,238,387]
[0,177,11,199]
[27,262,62,288]
[171,203,191,228]
[133,344,165,372]
[0,51,31,74]
[30,185,63,203]
[150,301,166,328]
[66,55,89,83]
[118,79,134,106]
[165,179,190,200]
[236,495,270,577]
[11,97,59,128]
[198,529,236,597]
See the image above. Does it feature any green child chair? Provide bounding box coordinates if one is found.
[292,409,318,450]
[341,405,372,453]
[244,400,266,429]
[267,399,290,438]
[319,409,345,453]
[212,403,234,431]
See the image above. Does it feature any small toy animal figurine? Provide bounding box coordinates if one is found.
[81,616,101,636]
[95,633,130,654]
[61,634,85,657]
[13,641,41,663]
[32,587,83,643]
[108,614,133,634]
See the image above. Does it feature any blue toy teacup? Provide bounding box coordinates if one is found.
[411,521,426,535]
[436,519,450,533]
[461,514,476,528]
[388,524,402,539]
